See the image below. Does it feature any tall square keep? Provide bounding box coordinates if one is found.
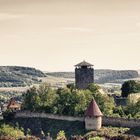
[75,60,94,89]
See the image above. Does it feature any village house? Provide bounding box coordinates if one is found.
[7,98,21,111]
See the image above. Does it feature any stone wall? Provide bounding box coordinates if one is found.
[103,117,140,128]
[15,111,84,122]
[15,111,140,128]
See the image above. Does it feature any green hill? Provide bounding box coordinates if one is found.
[0,66,46,87]
[46,70,139,84]
[0,66,139,87]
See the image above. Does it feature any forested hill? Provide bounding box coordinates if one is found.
[46,70,139,84]
[0,66,139,87]
[0,66,46,87]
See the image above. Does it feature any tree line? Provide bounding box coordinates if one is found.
[21,82,140,118]
[22,83,115,116]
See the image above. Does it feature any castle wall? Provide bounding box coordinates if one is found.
[102,117,140,128]
[15,111,140,128]
[15,111,84,122]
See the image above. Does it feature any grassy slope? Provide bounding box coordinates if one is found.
[0,66,46,87]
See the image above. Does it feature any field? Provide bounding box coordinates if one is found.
[40,75,74,88]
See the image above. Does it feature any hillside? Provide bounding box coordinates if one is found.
[0,66,46,87]
[0,67,139,88]
[46,70,139,84]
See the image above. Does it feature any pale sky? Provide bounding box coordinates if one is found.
[0,0,140,71]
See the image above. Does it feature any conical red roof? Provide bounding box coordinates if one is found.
[85,99,103,117]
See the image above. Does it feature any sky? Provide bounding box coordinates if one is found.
[0,0,140,71]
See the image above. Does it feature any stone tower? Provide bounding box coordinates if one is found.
[75,60,94,89]
[85,99,103,130]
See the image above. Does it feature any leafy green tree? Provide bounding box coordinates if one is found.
[94,93,115,116]
[88,83,100,94]
[66,83,75,92]
[125,98,140,118]
[22,82,115,117]
[121,80,140,97]
[38,83,58,113]
[55,88,78,115]
[74,90,93,116]
[22,86,40,111]
[113,106,126,117]
[87,84,115,116]
[0,124,25,139]
[56,130,66,140]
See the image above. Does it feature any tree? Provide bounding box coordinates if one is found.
[55,88,78,115]
[38,83,58,113]
[125,98,140,118]
[94,93,115,116]
[74,90,93,116]
[22,86,40,111]
[0,124,25,139]
[88,83,115,115]
[87,83,100,94]
[66,83,75,92]
[121,80,140,97]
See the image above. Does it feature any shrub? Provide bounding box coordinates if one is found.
[0,124,25,139]
[56,130,67,140]
[88,137,105,140]
[121,80,140,97]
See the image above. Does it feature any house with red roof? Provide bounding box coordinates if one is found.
[7,99,21,112]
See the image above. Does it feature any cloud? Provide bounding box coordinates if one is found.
[62,27,93,32]
[0,13,22,21]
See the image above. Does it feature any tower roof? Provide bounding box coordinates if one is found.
[75,60,93,67]
[85,99,103,117]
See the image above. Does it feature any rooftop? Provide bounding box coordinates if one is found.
[7,99,21,109]
[75,60,93,67]
[85,99,103,117]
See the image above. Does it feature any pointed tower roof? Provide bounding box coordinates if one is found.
[85,99,103,117]
[75,60,93,67]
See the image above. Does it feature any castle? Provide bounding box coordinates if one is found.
[75,60,94,89]
[75,61,103,130]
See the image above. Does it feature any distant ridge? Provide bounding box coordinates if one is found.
[0,66,139,87]
[0,66,46,87]
[46,69,139,84]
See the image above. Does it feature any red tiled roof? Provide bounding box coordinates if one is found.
[7,99,21,109]
[85,99,103,117]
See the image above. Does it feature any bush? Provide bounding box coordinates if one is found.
[121,80,140,97]
[88,137,105,140]
[56,130,67,140]
[0,124,25,139]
